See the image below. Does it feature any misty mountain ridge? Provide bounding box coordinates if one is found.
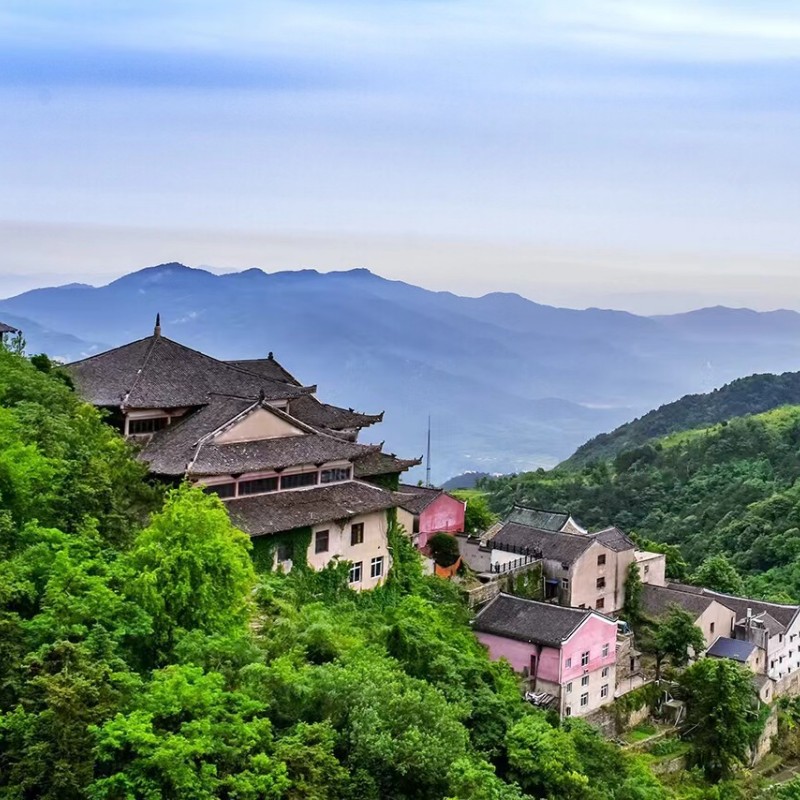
[4,262,800,482]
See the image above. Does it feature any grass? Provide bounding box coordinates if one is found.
[623,722,658,743]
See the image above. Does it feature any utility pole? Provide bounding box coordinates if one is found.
[426,415,431,487]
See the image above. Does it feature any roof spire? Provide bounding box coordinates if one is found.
[154,313,161,337]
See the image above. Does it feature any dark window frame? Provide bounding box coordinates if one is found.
[315,529,330,554]
[350,522,365,546]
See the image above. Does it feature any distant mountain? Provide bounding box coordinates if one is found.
[4,262,800,480]
[0,311,105,362]
[562,371,800,468]
[441,472,494,491]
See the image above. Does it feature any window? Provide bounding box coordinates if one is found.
[601,666,609,678]
[581,651,590,667]
[644,564,650,574]
[561,578,570,590]
[596,577,606,589]
[565,657,572,669]
[597,554,606,566]
[596,598,605,610]
[710,622,715,635]
[350,523,365,546]
[321,467,352,484]
[566,682,573,693]
[349,561,363,584]
[276,543,292,562]
[239,476,278,496]
[780,634,785,644]
[580,692,589,707]
[581,675,589,687]
[565,706,572,717]
[315,530,329,554]
[281,471,318,490]
[370,556,384,579]
[602,643,609,658]
[601,684,609,699]
[128,416,168,434]
[203,482,236,499]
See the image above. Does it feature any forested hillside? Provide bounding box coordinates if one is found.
[486,406,800,602]
[0,347,692,799]
[564,371,800,468]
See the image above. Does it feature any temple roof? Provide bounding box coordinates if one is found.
[474,594,602,648]
[507,505,572,532]
[353,451,422,478]
[0,321,19,334]
[226,355,303,387]
[66,333,309,409]
[287,394,384,433]
[227,480,407,537]
[139,396,380,476]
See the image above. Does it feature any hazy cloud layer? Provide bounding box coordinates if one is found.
[1,1,798,310]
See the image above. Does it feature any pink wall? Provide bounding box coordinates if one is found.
[418,494,466,547]
[560,616,617,682]
[476,632,536,674]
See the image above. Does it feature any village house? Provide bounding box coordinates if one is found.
[473,593,618,718]
[65,319,420,589]
[506,504,587,534]
[487,517,636,613]
[396,483,466,549]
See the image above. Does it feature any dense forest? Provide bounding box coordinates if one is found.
[1,345,798,799]
[564,371,800,468]
[486,405,800,602]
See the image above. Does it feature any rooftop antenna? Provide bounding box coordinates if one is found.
[426,414,432,488]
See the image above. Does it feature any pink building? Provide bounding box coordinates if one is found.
[397,484,466,549]
[473,593,618,718]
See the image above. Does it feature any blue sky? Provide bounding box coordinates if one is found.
[1,1,799,311]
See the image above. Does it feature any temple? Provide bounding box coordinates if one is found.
[65,317,421,588]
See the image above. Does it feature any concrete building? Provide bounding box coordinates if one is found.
[396,483,466,549]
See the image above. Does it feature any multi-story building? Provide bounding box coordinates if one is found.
[65,319,420,589]
[473,593,618,718]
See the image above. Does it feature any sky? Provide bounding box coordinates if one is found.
[1,1,798,313]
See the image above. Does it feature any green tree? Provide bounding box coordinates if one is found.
[427,532,460,567]
[624,561,643,623]
[453,491,498,535]
[651,605,706,679]
[127,485,255,662]
[691,554,745,595]
[679,658,763,780]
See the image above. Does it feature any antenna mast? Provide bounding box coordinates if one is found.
[426,415,431,487]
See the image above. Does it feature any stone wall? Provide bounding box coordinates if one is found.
[464,581,500,608]
[584,700,651,737]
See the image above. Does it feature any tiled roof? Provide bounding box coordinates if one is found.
[492,522,595,564]
[397,483,445,515]
[700,588,799,632]
[139,396,380,476]
[353,451,422,478]
[0,321,19,334]
[507,505,571,531]
[66,334,307,409]
[591,527,635,552]
[226,480,406,537]
[226,355,303,386]
[473,593,597,648]
[706,636,757,663]
[641,584,718,620]
[288,394,383,432]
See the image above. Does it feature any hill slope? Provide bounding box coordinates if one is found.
[6,262,800,480]
[485,405,800,602]
[563,371,800,468]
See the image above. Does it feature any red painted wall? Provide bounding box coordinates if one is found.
[418,493,466,548]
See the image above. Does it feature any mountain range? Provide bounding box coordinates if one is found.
[4,262,800,481]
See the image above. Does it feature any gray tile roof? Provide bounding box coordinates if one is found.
[473,593,595,647]
[0,321,19,334]
[353,451,422,478]
[288,394,383,433]
[641,584,719,620]
[700,588,799,632]
[66,334,307,409]
[226,355,303,386]
[397,483,445,515]
[492,522,595,564]
[706,636,757,662]
[591,527,635,552]
[139,396,380,476]
[226,480,406,537]
[507,505,571,531]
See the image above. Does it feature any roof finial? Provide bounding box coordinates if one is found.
[154,313,161,337]
[258,388,266,403]
[268,351,274,360]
